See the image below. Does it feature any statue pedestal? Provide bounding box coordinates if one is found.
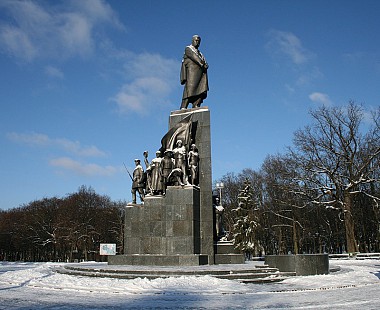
[169,107,214,263]
[108,107,219,266]
[108,186,209,266]
[126,186,201,256]
[214,241,245,264]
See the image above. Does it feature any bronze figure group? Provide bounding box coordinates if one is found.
[131,144,199,202]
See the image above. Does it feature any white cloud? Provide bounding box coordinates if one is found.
[49,157,117,177]
[296,67,323,87]
[129,53,178,80]
[267,30,313,65]
[54,138,106,157]
[309,92,333,106]
[7,132,106,157]
[0,1,176,116]
[0,0,123,61]
[285,84,295,94]
[57,12,94,57]
[7,132,50,146]
[362,109,374,125]
[45,66,64,79]
[0,25,38,61]
[266,30,323,95]
[69,0,124,27]
[0,1,177,116]
[7,132,116,178]
[112,53,179,115]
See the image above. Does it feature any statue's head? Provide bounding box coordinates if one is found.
[164,149,173,157]
[156,150,161,157]
[192,35,201,48]
[176,139,183,146]
[134,159,140,165]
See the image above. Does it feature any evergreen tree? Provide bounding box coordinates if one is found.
[232,179,261,256]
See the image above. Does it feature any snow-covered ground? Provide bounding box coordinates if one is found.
[0,259,379,309]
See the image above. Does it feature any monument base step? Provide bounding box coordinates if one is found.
[108,254,209,266]
[214,254,245,264]
[56,261,287,283]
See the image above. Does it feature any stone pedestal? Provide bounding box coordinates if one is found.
[108,107,215,266]
[265,254,329,276]
[169,107,214,263]
[127,186,200,256]
[108,254,208,266]
[108,186,206,266]
[214,241,245,264]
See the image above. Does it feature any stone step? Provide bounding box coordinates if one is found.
[239,277,287,284]
[63,265,279,276]
[255,264,270,268]
[57,268,285,282]
[211,272,282,280]
[56,265,289,283]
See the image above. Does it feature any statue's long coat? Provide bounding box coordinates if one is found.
[160,157,174,179]
[180,45,208,100]
[132,165,144,189]
[150,157,163,192]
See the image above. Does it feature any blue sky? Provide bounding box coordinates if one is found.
[1,0,380,210]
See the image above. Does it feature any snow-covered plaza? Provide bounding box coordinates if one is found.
[0,259,379,309]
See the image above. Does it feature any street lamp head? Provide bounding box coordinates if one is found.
[215,182,224,203]
[216,182,224,189]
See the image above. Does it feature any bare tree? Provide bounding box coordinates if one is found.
[0,186,124,262]
[216,169,264,238]
[290,102,380,254]
[61,186,114,261]
[23,197,62,261]
[261,154,307,254]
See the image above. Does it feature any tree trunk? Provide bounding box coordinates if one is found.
[344,193,359,254]
[278,228,285,254]
[84,244,88,261]
[293,219,299,254]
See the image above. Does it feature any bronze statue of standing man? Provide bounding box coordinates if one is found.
[180,35,209,109]
[131,159,145,204]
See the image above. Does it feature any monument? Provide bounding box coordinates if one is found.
[180,34,209,109]
[108,35,244,266]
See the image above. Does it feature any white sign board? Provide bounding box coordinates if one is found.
[99,243,116,255]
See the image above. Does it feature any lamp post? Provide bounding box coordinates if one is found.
[215,182,224,203]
